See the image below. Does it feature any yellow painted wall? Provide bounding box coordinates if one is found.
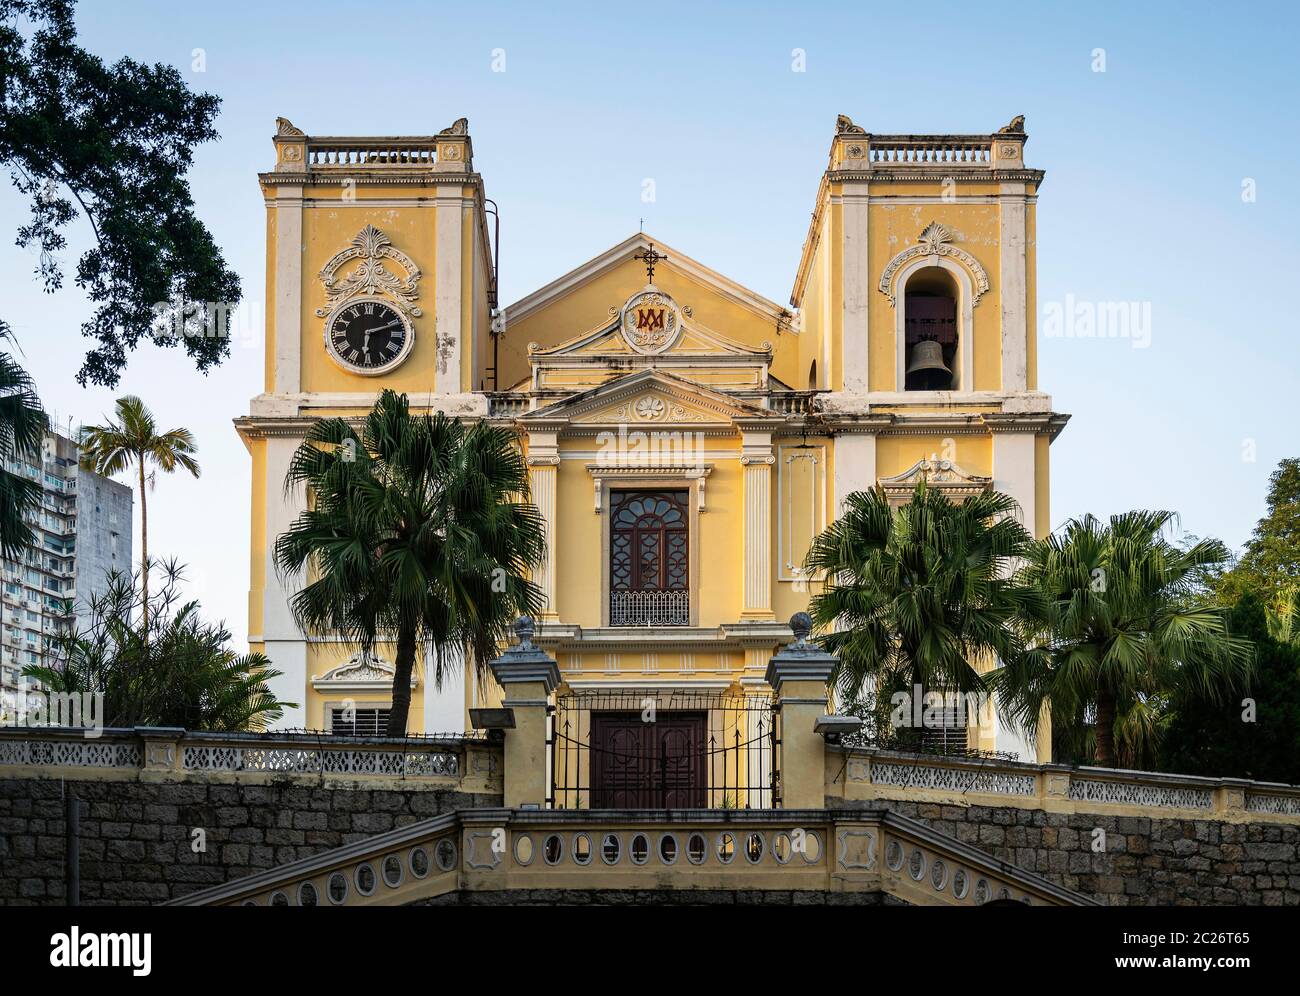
[875,435,993,479]
[865,195,1003,393]
[501,259,793,391]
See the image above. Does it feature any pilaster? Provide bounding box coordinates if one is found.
[740,429,775,621]
[527,430,560,620]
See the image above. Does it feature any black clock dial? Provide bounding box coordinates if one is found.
[328,300,408,370]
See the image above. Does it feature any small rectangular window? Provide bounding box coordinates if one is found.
[330,707,391,737]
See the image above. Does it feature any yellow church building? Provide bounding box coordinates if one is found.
[236,112,1066,770]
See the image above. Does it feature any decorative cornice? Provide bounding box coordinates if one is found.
[828,168,1045,184]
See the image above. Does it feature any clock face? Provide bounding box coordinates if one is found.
[325,299,412,374]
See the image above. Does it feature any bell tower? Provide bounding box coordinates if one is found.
[238,117,494,731]
[791,114,1068,759]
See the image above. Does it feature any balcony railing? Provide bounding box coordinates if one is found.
[609,589,689,627]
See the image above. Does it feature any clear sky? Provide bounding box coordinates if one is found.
[3,0,1297,650]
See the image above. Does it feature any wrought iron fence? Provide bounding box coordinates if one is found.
[609,589,689,627]
[548,690,776,809]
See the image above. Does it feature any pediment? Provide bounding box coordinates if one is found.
[526,370,773,427]
[877,458,991,503]
[311,651,416,690]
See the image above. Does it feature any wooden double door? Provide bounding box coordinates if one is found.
[590,711,707,809]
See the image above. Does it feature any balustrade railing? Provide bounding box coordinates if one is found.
[609,589,689,627]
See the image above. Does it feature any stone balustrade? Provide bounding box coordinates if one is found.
[831,747,1300,824]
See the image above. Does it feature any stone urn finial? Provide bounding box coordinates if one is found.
[514,615,535,647]
[790,611,813,646]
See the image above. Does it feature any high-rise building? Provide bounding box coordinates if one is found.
[0,431,133,717]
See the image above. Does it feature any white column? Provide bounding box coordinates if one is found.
[992,431,1037,536]
[741,431,774,620]
[999,185,1028,393]
[272,186,303,396]
[840,189,871,394]
[422,642,467,734]
[833,433,877,516]
[992,429,1039,761]
[433,185,465,394]
[262,435,307,728]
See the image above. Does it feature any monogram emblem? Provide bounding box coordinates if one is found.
[619,290,681,354]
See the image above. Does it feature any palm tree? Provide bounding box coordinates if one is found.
[27,560,290,731]
[78,396,199,630]
[804,484,1044,747]
[991,511,1253,767]
[0,333,48,556]
[274,389,546,736]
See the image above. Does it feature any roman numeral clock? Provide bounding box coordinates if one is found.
[315,224,423,375]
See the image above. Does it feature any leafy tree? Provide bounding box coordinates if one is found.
[24,561,289,731]
[0,0,240,386]
[992,511,1253,767]
[1218,458,1300,623]
[1161,593,1300,784]
[0,330,47,555]
[274,389,546,736]
[804,484,1044,747]
[78,396,199,631]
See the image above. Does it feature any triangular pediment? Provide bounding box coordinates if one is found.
[524,369,773,427]
[505,232,786,328]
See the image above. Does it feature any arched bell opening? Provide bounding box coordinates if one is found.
[903,267,959,391]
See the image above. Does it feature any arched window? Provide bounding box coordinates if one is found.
[807,360,818,391]
[903,267,959,391]
[610,490,689,626]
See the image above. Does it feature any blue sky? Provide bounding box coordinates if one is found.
[3,0,1297,647]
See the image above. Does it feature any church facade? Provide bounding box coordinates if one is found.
[237,113,1067,763]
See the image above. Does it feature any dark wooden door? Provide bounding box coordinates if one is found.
[590,711,707,809]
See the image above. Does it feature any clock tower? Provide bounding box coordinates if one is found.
[236,117,496,733]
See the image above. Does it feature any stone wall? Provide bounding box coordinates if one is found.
[832,797,1300,907]
[0,775,500,906]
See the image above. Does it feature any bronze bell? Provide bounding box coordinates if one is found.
[905,339,952,390]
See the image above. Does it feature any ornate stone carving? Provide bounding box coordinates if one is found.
[997,114,1026,134]
[877,458,993,504]
[312,650,417,689]
[877,221,990,308]
[836,113,866,135]
[634,396,665,420]
[315,225,423,318]
[439,117,469,136]
[276,117,306,137]
[619,289,683,354]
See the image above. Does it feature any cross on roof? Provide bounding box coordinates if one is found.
[634,243,668,283]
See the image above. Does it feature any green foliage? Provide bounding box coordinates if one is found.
[804,484,1044,731]
[1160,593,1300,784]
[24,561,290,731]
[78,395,199,631]
[1217,459,1300,606]
[992,511,1253,767]
[0,327,48,555]
[0,0,240,386]
[274,389,546,736]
